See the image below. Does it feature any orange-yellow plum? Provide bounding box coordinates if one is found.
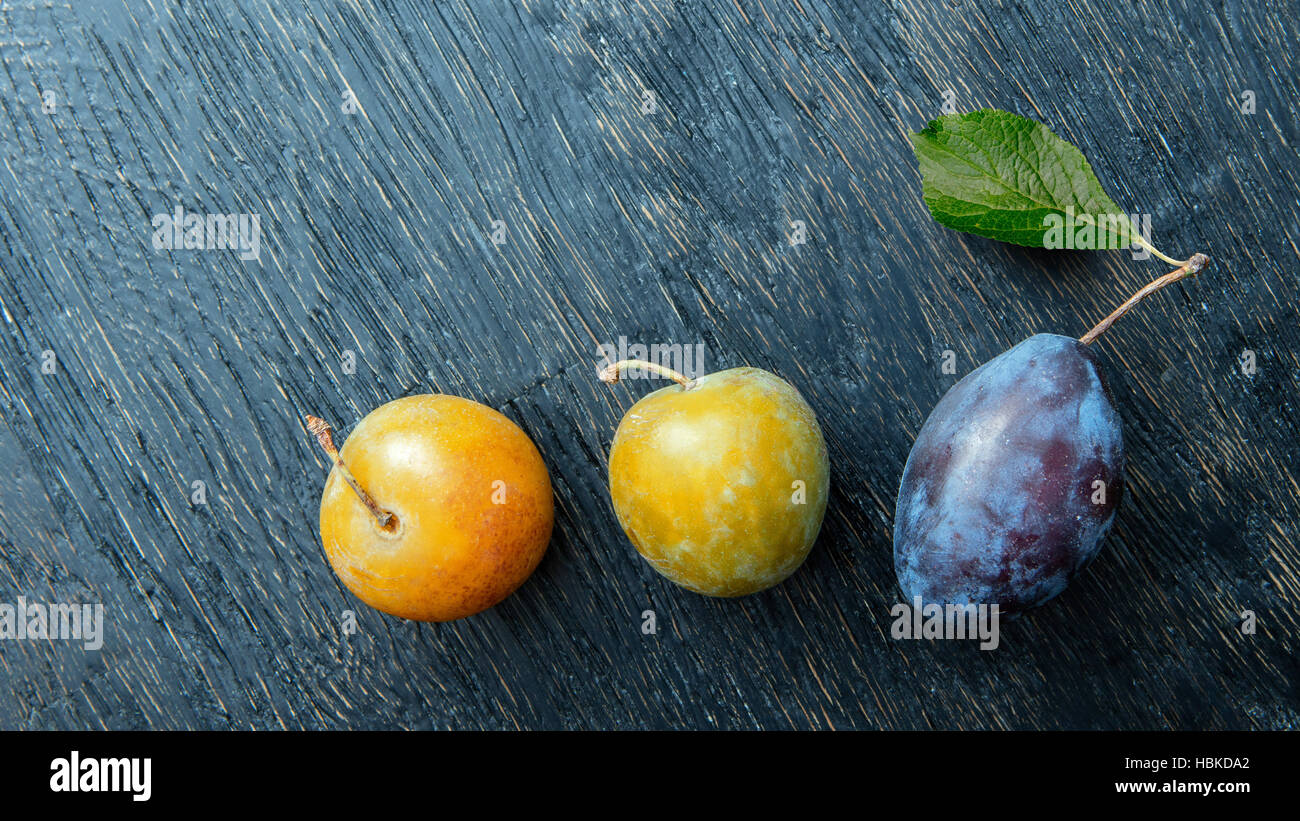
[310,395,552,622]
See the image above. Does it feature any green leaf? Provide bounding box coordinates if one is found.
[910,109,1141,250]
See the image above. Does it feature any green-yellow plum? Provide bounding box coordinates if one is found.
[602,360,830,596]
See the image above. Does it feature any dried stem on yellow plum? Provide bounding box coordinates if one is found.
[599,359,694,388]
[305,415,396,530]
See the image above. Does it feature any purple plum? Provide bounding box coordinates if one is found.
[894,333,1124,612]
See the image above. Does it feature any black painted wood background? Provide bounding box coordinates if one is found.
[0,0,1296,730]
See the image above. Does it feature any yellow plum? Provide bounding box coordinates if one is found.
[306,395,553,622]
[602,360,829,596]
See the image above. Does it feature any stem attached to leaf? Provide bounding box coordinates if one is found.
[1131,234,1191,268]
[1079,253,1210,346]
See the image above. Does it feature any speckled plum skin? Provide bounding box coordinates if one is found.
[894,334,1124,612]
[609,367,830,597]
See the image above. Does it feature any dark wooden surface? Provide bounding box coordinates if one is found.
[1,0,1296,730]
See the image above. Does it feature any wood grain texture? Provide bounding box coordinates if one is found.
[0,0,1296,730]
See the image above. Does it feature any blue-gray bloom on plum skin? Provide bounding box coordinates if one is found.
[893,333,1125,613]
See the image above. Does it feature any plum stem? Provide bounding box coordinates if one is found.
[1079,253,1210,346]
[305,415,396,530]
[599,359,694,388]
[1130,234,1187,268]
